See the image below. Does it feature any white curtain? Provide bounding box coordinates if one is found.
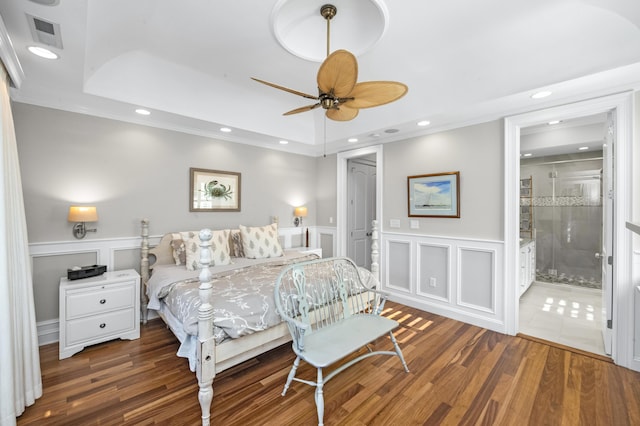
[0,65,42,424]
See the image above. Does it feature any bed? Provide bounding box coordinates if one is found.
[139,219,380,425]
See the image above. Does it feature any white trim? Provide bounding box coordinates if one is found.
[383,238,413,294]
[337,145,383,257]
[315,225,337,256]
[415,241,452,304]
[36,318,59,346]
[504,92,637,372]
[0,15,24,88]
[456,246,497,314]
[381,232,505,333]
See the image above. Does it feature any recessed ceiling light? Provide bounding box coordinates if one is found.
[417,120,430,127]
[348,138,358,143]
[279,140,288,145]
[531,91,552,99]
[220,127,232,133]
[135,108,150,116]
[523,153,533,157]
[369,133,380,138]
[384,128,399,134]
[28,46,57,59]
[578,146,589,151]
[548,120,561,125]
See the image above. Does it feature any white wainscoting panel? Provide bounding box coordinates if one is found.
[416,242,451,303]
[458,247,496,313]
[316,226,337,258]
[381,232,505,333]
[385,239,412,294]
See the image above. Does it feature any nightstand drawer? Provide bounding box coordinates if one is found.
[66,282,136,319]
[65,308,135,346]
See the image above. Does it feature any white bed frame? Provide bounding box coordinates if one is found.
[139,219,380,425]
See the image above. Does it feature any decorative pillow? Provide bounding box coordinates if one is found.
[229,229,245,257]
[170,233,186,265]
[180,229,231,271]
[239,223,283,259]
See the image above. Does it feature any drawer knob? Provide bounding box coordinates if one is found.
[99,299,106,304]
[99,323,106,329]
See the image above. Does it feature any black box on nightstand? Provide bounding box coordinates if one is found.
[67,265,107,280]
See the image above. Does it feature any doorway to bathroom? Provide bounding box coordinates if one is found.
[518,134,608,355]
[505,92,634,370]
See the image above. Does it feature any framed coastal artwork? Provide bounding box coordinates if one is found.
[407,171,460,218]
[190,168,241,212]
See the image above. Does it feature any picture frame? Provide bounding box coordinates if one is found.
[190,168,241,212]
[408,171,460,218]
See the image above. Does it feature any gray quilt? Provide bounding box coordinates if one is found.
[148,252,320,344]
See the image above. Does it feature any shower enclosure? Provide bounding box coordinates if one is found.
[521,158,603,289]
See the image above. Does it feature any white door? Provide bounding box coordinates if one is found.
[600,111,614,355]
[347,159,376,268]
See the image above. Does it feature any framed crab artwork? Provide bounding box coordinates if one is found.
[190,168,241,212]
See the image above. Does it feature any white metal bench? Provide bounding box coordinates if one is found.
[274,257,409,426]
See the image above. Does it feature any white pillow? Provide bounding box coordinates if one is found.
[239,223,283,259]
[181,229,231,271]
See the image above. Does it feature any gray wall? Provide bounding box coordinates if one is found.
[13,103,323,324]
[315,153,337,226]
[383,120,503,240]
[14,103,318,241]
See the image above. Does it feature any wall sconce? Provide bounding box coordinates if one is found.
[293,206,307,227]
[68,206,98,239]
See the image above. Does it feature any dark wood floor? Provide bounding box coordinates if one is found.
[17,302,640,425]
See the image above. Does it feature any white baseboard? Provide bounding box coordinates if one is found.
[37,319,59,346]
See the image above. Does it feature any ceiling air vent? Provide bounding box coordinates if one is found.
[26,14,63,49]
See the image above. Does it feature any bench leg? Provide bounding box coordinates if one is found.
[389,331,410,373]
[282,356,301,396]
[315,368,325,426]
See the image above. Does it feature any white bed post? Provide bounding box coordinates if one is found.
[197,229,216,426]
[371,220,379,281]
[140,218,150,324]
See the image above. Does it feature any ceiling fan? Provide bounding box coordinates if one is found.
[252,4,408,122]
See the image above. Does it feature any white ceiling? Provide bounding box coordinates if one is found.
[1,0,640,157]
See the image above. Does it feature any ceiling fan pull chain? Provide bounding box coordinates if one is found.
[323,116,327,158]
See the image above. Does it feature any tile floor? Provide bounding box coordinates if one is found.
[519,281,607,356]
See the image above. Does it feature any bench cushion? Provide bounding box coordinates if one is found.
[296,315,399,367]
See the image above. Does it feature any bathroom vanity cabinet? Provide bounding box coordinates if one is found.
[519,239,536,296]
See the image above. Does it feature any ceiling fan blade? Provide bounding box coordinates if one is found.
[283,103,321,116]
[344,81,408,109]
[326,105,359,121]
[251,77,318,100]
[317,49,357,98]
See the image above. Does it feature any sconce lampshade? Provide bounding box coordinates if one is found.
[68,206,98,222]
[294,206,308,218]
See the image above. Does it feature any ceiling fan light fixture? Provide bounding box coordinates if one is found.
[254,3,406,123]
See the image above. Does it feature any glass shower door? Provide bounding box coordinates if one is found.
[535,164,602,289]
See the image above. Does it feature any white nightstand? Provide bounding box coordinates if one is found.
[59,269,140,359]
